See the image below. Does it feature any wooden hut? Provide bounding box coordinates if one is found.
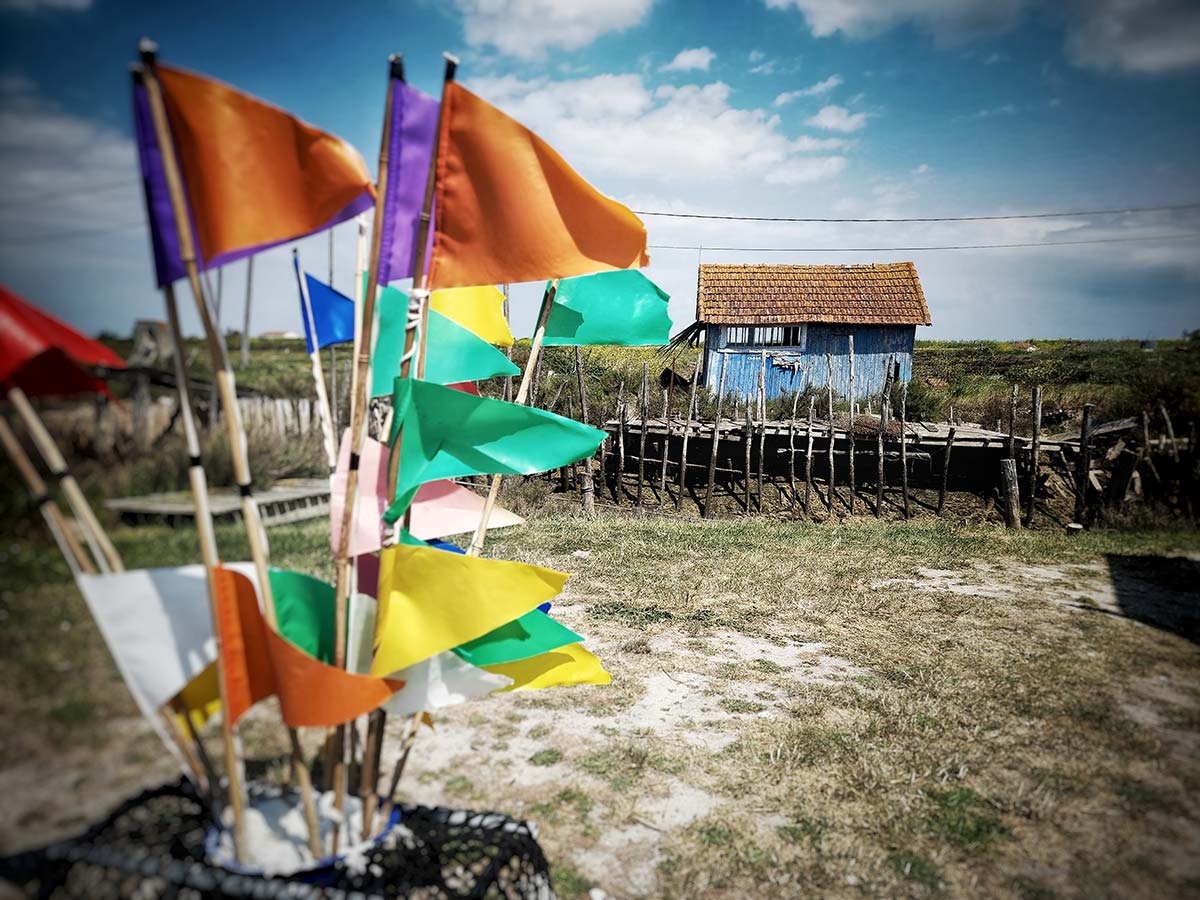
[697,262,932,401]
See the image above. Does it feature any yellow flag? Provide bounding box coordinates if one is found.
[372,542,567,676]
[485,643,611,691]
[174,661,221,732]
[430,285,513,347]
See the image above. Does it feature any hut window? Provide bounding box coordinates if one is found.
[727,326,752,346]
[726,325,806,347]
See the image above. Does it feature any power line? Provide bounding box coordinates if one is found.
[634,201,1200,224]
[648,232,1200,253]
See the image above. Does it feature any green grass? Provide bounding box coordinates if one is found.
[921,787,1008,852]
[529,748,563,767]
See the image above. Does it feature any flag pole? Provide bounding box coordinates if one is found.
[360,51,458,842]
[293,249,339,469]
[240,257,253,369]
[6,386,121,573]
[467,280,557,557]
[349,216,368,408]
[0,415,94,577]
[135,43,322,857]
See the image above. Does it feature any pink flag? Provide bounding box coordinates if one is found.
[330,431,524,556]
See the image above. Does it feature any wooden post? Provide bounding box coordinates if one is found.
[0,416,95,576]
[1006,383,1018,459]
[702,355,728,518]
[8,387,121,574]
[1141,410,1162,484]
[937,427,956,515]
[804,395,815,515]
[999,458,1021,528]
[574,345,595,516]
[616,381,627,505]
[900,381,911,520]
[659,388,670,494]
[1074,403,1094,525]
[1158,402,1180,463]
[636,362,648,509]
[876,355,894,517]
[756,361,766,511]
[1024,386,1042,525]
[240,256,253,370]
[826,352,836,513]
[847,335,855,513]
[788,388,799,506]
[676,373,698,512]
[743,405,753,513]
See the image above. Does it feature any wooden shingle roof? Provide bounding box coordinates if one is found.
[696,262,932,326]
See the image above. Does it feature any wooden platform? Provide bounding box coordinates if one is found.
[105,478,329,528]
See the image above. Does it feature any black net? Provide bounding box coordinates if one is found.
[0,779,553,899]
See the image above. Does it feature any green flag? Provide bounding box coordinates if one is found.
[270,567,339,664]
[453,610,582,667]
[384,377,606,522]
[542,270,672,346]
[372,287,518,396]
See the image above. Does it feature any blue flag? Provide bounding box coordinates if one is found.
[293,255,355,353]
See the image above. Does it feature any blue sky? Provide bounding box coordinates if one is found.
[1,0,1198,341]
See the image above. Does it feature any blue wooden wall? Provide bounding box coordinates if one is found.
[701,323,915,402]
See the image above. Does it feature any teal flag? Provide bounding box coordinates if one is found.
[543,270,672,346]
[453,610,582,667]
[384,377,606,522]
[372,287,518,396]
[270,568,339,664]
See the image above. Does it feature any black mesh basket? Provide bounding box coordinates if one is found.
[0,779,553,899]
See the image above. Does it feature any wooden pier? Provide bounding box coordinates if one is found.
[106,478,329,528]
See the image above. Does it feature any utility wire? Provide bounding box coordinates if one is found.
[649,232,1200,253]
[635,201,1200,223]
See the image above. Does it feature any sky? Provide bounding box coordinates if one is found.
[1,0,1198,342]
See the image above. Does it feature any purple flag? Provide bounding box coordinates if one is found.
[132,78,375,289]
[376,80,439,286]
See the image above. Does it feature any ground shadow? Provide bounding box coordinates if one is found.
[1104,554,1200,645]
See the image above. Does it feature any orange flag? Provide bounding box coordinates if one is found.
[429,82,648,289]
[213,566,402,728]
[157,65,374,267]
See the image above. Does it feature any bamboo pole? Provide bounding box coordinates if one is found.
[702,355,728,518]
[847,335,855,514]
[240,257,253,370]
[676,373,698,512]
[937,427,956,515]
[294,250,338,469]
[8,387,120,573]
[900,381,910,520]
[136,46,319,853]
[826,352,835,513]
[1025,386,1042,525]
[469,282,555,555]
[502,284,513,403]
[349,216,368,407]
[804,395,815,516]
[636,362,648,510]
[575,345,595,516]
[0,416,94,576]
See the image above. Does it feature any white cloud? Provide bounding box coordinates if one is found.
[774,74,844,105]
[764,0,1200,73]
[911,162,932,175]
[805,104,868,131]
[748,49,767,63]
[661,47,716,72]
[0,0,91,10]
[453,0,652,60]
[466,73,848,185]
[970,102,1017,118]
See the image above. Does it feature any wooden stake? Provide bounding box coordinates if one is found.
[1074,403,1094,525]
[636,362,648,509]
[826,352,836,513]
[0,415,94,576]
[900,381,910,520]
[756,364,765,511]
[575,346,595,516]
[1158,402,1180,463]
[702,355,728,518]
[616,381,627,505]
[136,46,318,855]
[937,427,956,515]
[999,458,1021,528]
[847,335,856,514]
[1025,386,1042,525]
[8,387,121,573]
[676,373,698,512]
[240,257,253,370]
[804,395,815,516]
[876,355,894,517]
[788,387,799,506]
[659,388,670,495]
[742,405,753,513]
[294,250,338,469]
[1006,383,1018,460]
